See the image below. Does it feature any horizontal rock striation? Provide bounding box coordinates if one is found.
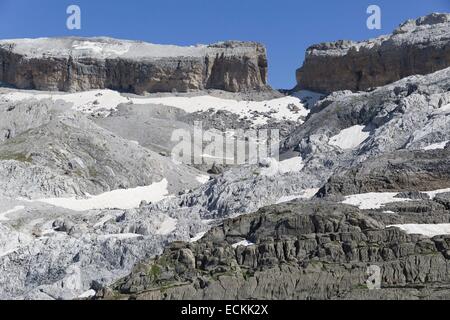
[317,147,450,198]
[296,13,450,93]
[97,201,450,300]
[0,38,269,94]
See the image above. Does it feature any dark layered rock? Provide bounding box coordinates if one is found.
[317,148,450,198]
[0,38,269,94]
[367,200,450,226]
[296,13,450,93]
[96,201,450,300]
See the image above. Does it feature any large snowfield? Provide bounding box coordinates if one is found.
[0,88,319,125]
[343,188,450,237]
[35,179,171,211]
[388,224,450,238]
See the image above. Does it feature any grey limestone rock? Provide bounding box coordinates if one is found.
[296,13,450,93]
[0,38,269,94]
[97,201,450,300]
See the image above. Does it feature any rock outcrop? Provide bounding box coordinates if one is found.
[317,148,450,198]
[2,12,450,301]
[97,201,450,300]
[91,64,450,301]
[1,63,449,301]
[296,13,450,93]
[0,38,269,94]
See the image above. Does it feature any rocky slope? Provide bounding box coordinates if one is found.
[92,66,450,300]
[1,66,449,300]
[0,86,316,300]
[0,38,268,94]
[4,67,447,299]
[97,200,450,300]
[1,13,450,301]
[90,64,450,300]
[296,13,450,93]
[0,99,204,199]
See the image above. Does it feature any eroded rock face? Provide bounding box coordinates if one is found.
[97,201,450,300]
[0,100,205,199]
[0,38,268,94]
[296,13,450,93]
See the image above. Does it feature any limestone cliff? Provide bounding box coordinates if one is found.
[296,13,450,93]
[0,38,269,94]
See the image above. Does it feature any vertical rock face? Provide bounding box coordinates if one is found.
[0,38,268,94]
[296,13,450,93]
[205,41,268,92]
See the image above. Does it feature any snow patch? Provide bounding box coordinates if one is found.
[131,95,310,125]
[93,215,114,228]
[190,231,207,243]
[435,103,450,114]
[196,175,210,185]
[291,90,324,109]
[329,125,371,150]
[36,179,170,211]
[1,89,322,124]
[1,89,130,116]
[424,188,450,199]
[78,289,97,299]
[129,140,140,146]
[342,188,450,210]
[342,192,410,210]
[155,216,178,235]
[0,224,33,257]
[260,157,304,177]
[388,224,450,238]
[422,140,449,151]
[232,240,255,248]
[0,206,25,222]
[71,40,132,57]
[276,188,320,204]
[98,233,142,241]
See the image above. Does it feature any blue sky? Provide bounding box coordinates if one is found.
[0,0,448,89]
